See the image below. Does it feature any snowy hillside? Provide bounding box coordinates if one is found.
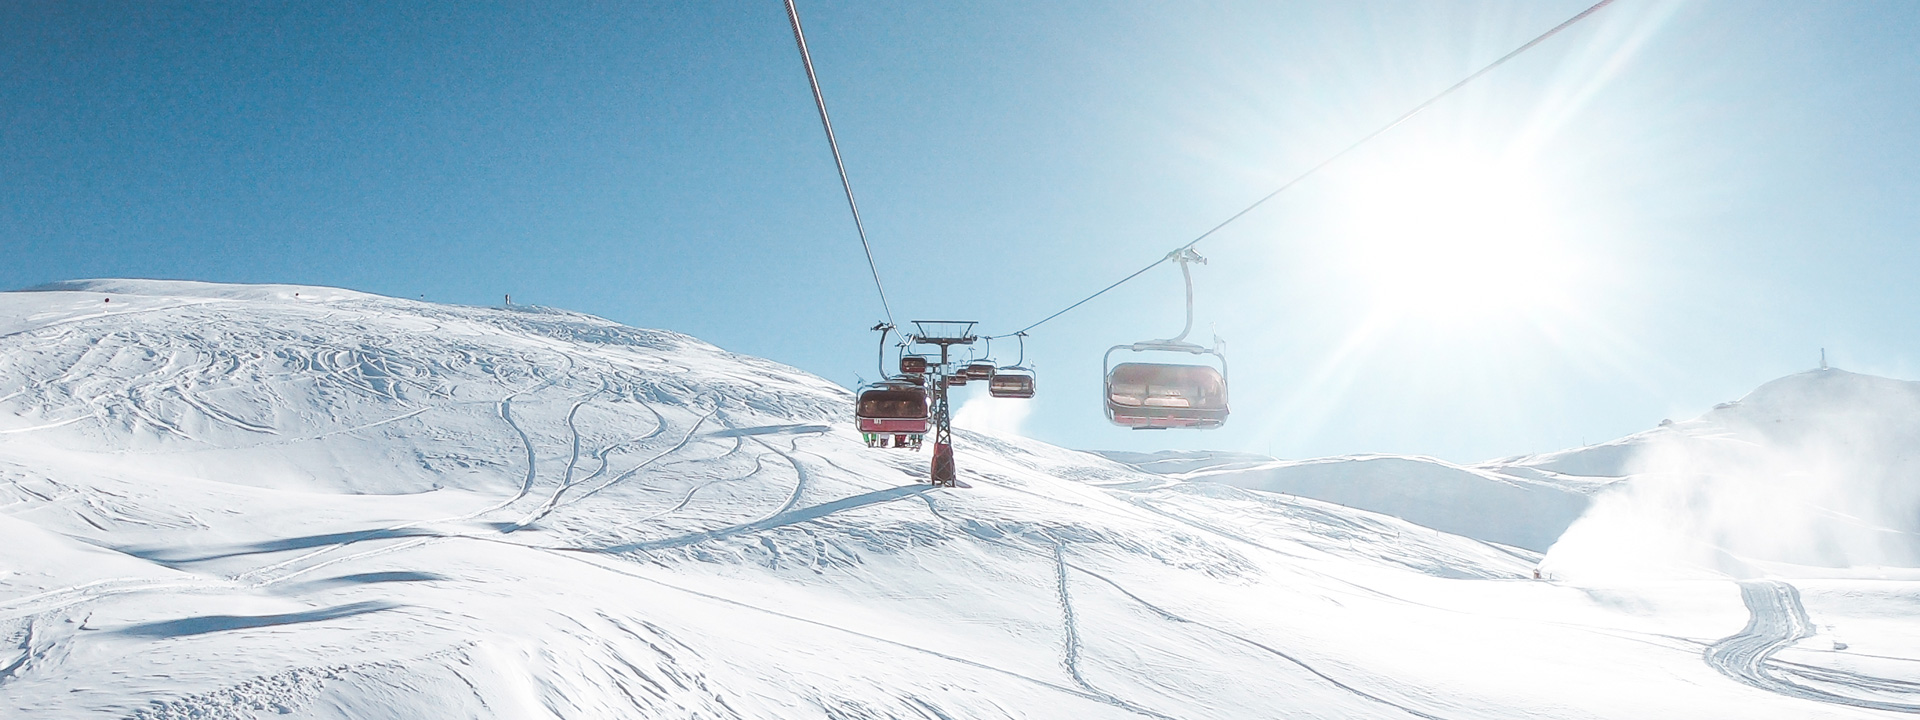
[2,280,1916,718]
[1107,451,1597,553]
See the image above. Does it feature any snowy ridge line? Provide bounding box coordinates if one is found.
[919,495,1451,720]
[0,297,229,341]
[1706,580,1920,713]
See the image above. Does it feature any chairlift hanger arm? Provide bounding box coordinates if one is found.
[1160,249,1205,345]
[873,322,894,379]
[1000,331,1029,369]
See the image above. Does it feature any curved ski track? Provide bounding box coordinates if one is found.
[1705,580,1920,714]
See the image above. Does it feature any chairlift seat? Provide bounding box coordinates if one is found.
[856,387,930,434]
[964,362,995,380]
[1104,362,1227,429]
[988,371,1035,399]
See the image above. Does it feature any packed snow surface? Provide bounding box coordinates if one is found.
[1,280,1915,718]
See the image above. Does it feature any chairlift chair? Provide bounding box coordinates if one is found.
[1103,343,1227,429]
[987,332,1037,399]
[964,362,996,380]
[856,383,929,449]
[900,355,929,375]
[946,373,969,387]
[1101,248,1229,429]
[988,368,1035,399]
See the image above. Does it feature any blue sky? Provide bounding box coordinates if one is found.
[5,0,1920,462]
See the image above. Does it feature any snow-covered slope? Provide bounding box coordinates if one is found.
[1,280,1914,718]
[1111,452,1595,553]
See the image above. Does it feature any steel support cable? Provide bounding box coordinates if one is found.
[988,0,1617,339]
[784,0,895,327]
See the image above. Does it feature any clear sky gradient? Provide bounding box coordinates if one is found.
[5,1,1919,462]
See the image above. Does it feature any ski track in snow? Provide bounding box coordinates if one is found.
[226,388,557,586]
[510,395,596,529]
[584,439,761,543]
[919,496,1450,720]
[1705,580,1920,714]
[1052,542,1178,720]
[558,409,714,512]
[244,399,713,587]
[542,548,1122,709]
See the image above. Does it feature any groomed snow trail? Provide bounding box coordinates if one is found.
[1707,580,1920,714]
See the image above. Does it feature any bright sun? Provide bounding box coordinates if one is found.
[1339,150,1573,324]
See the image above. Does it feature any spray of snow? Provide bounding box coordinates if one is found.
[1543,370,1920,582]
[950,386,1031,437]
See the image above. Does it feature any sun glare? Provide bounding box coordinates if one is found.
[1339,150,1573,324]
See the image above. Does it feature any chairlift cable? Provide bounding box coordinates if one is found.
[988,0,1617,340]
[784,0,896,327]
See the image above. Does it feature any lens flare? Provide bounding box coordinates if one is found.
[1338,149,1574,324]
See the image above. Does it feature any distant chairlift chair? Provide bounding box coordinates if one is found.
[964,362,996,381]
[988,369,1035,399]
[988,333,1038,399]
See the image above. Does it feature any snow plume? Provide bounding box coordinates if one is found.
[952,386,1031,436]
[1543,369,1920,582]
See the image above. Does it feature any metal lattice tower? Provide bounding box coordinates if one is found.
[910,321,976,487]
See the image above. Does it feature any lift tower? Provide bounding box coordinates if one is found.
[908,321,976,487]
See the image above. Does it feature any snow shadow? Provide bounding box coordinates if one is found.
[120,528,443,564]
[277,571,448,594]
[592,484,933,553]
[113,600,398,638]
[706,423,831,438]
